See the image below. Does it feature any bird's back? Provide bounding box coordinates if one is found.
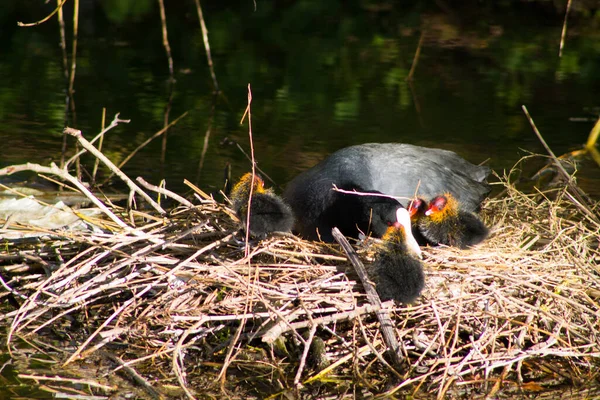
[283,142,491,239]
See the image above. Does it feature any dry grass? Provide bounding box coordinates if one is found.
[1,161,599,399]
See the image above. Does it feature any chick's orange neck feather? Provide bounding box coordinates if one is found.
[382,224,405,244]
[428,193,458,223]
[232,173,265,196]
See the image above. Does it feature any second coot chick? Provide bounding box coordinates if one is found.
[415,193,489,249]
[230,173,294,238]
[373,208,425,303]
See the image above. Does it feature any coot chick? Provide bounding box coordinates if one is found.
[373,208,425,303]
[407,197,429,246]
[283,144,491,237]
[417,193,489,248]
[230,173,294,237]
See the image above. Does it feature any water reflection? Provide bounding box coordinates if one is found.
[1,2,600,397]
[0,0,598,199]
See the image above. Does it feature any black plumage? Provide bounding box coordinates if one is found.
[230,173,294,238]
[373,208,425,303]
[415,194,489,248]
[284,143,490,241]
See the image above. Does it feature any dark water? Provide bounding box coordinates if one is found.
[1,0,599,198]
[1,0,600,397]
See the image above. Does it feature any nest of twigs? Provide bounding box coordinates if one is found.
[1,157,600,399]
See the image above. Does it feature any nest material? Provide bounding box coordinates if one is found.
[1,169,599,399]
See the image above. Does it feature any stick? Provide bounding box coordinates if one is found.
[331,227,403,367]
[91,108,107,184]
[106,112,187,181]
[157,0,174,76]
[216,85,256,391]
[194,0,219,92]
[65,113,131,168]
[558,0,573,57]
[102,351,163,399]
[262,302,392,344]
[294,324,317,387]
[136,177,194,208]
[407,30,424,81]
[521,106,599,224]
[240,85,255,257]
[64,127,166,215]
[17,373,114,392]
[17,0,68,26]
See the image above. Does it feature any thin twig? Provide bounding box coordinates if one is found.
[68,0,79,98]
[333,184,413,203]
[102,351,163,399]
[100,111,187,184]
[194,0,219,92]
[136,177,194,208]
[92,108,107,184]
[240,84,255,257]
[18,374,114,392]
[17,0,68,26]
[157,0,173,76]
[521,105,599,224]
[407,30,425,81]
[64,127,166,215]
[65,113,131,168]
[558,0,573,57]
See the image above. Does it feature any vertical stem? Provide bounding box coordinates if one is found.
[70,0,81,180]
[194,0,219,92]
[157,0,174,76]
[407,30,424,82]
[243,85,254,258]
[157,0,174,165]
[92,108,107,184]
[57,0,69,169]
[558,0,573,57]
[68,0,79,97]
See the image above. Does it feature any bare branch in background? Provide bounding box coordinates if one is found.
[194,0,220,92]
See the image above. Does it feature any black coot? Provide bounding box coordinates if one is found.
[230,173,294,237]
[373,207,425,303]
[412,193,489,248]
[284,143,490,241]
[303,185,419,248]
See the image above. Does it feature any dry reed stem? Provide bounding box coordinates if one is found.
[0,156,599,398]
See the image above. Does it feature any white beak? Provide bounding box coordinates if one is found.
[396,208,422,259]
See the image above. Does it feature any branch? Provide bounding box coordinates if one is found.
[331,227,403,368]
[521,105,599,224]
[65,113,130,168]
[136,177,194,208]
[64,127,166,215]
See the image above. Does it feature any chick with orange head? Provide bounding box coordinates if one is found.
[373,208,425,304]
[409,193,488,249]
[230,173,294,238]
